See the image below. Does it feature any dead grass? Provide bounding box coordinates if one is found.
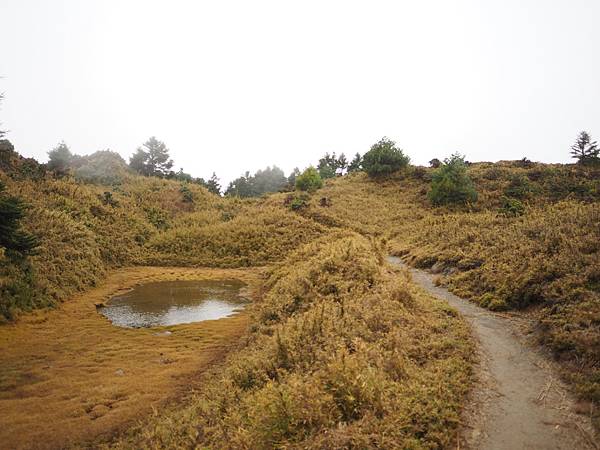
[107,233,474,449]
[0,266,262,450]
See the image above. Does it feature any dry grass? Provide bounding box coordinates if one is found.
[108,233,474,449]
[301,166,600,430]
[0,266,262,450]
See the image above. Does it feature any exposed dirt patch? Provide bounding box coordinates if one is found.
[388,257,598,450]
[0,266,262,450]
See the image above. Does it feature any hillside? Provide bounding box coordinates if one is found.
[297,163,600,430]
[1,139,599,446]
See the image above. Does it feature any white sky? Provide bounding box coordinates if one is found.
[1,0,599,185]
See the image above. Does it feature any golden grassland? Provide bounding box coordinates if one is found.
[0,266,262,450]
[300,165,600,429]
[108,233,474,449]
[0,148,322,319]
[2,138,599,444]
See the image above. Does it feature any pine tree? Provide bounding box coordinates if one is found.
[570,131,599,165]
[0,181,38,257]
[348,153,362,172]
[206,172,221,195]
[130,137,174,177]
[129,148,150,176]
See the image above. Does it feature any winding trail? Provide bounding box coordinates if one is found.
[388,257,598,450]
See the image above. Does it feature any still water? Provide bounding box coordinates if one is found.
[101,279,248,328]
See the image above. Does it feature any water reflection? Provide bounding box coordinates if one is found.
[101,279,248,328]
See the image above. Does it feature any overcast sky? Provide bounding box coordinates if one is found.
[1,0,599,184]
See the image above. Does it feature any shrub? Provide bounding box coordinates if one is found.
[179,183,194,203]
[295,167,323,192]
[504,174,533,199]
[47,142,73,176]
[362,137,410,177]
[428,153,477,206]
[290,194,309,211]
[499,197,525,217]
[0,181,38,257]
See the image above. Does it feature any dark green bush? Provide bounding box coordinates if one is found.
[362,138,410,178]
[428,154,477,206]
[499,196,525,217]
[504,174,533,199]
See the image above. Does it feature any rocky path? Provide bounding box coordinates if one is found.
[388,257,598,450]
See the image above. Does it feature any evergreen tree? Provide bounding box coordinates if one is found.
[226,171,253,197]
[287,167,300,187]
[129,137,174,177]
[0,181,38,257]
[348,153,362,172]
[206,172,221,195]
[570,131,599,165]
[47,142,73,176]
[337,153,348,173]
[317,152,337,179]
[362,137,410,177]
[129,148,150,176]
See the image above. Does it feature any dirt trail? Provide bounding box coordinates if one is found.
[388,257,598,450]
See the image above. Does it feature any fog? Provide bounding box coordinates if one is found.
[1,0,599,184]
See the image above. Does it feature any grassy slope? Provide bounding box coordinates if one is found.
[0,141,323,320]
[109,233,473,449]
[5,136,597,442]
[301,164,600,428]
[2,142,475,447]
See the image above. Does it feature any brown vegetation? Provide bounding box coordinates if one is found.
[0,266,261,450]
[109,233,473,449]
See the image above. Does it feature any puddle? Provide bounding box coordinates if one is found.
[100,279,248,328]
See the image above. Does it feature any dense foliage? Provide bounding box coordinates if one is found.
[0,181,38,257]
[295,167,323,192]
[428,153,477,206]
[317,152,347,179]
[226,166,287,197]
[362,137,410,177]
[128,136,174,177]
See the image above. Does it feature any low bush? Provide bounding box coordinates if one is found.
[428,154,477,206]
[362,137,410,178]
[295,167,323,192]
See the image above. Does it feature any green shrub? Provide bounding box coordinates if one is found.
[289,194,309,211]
[428,153,477,206]
[362,137,410,178]
[295,167,323,192]
[500,196,525,217]
[179,183,194,203]
[0,181,38,257]
[504,174,533,199]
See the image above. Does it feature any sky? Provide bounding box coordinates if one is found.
[1,0,599,185]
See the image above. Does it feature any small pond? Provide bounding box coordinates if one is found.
[100,279,248,328]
